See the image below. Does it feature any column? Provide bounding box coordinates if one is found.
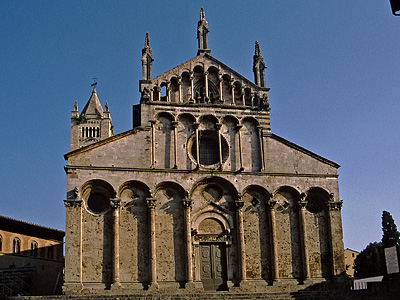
[183,198,194,287]
[146,197,158,289]
[298,196,310,281]
[166,81,171,102]
[231,81,235,105]
[150,120,156,168]
[218,73,223,103]
[240,87,245,105]
[63,198,83,292]
[190,71,194,103]
[257,126,265,171]
[193,122,200,168]
[236,125,244,172]
[216,123,223,170]
[204,71,209,102]
[327,194,343,279]
[267,199,279,282]
[235,197,247,287]
[149,87,153,102]
[178,76,182,103]
[250,92,254,107]
[158,86,161,102]
[111,199,121,289]
[172,121,178,169]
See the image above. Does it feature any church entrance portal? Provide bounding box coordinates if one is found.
[200,243,227,291]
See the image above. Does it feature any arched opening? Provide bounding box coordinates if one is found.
[13,238,21,254]
[30,241,38,257]
[160,83,167,101]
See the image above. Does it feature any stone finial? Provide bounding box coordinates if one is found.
[141,32,154,80]
[200,7,205,20]
[253,41,266,88]
[197,7,211,55]
[105,101,109,112]
[255,41,261,56]
[73,101,78,112]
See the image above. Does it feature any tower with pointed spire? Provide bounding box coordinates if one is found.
[253,41,266,88]
[197,7,210,55]
[70,87,113,151]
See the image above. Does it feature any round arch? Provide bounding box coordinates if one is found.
[190,176,239,201]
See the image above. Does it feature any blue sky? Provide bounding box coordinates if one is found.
[0,1,399,253]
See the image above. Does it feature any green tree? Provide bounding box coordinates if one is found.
[354,242,386,279]
[382,211,400,248]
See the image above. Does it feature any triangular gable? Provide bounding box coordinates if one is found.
[64,127,145,160]
[267,133,340,168]
[152,53,268,91]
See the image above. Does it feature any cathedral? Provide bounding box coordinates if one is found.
[63,8,345,295]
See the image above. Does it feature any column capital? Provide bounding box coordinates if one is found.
[267,199,277,209]
[171,121,179,128]
[182,198,193,209]
[63,199,82,208]
[235,199,244,210]
[149,119,156,125]
[215,123,222,130]
[299,200,308,209]
[328,200,343,211]
[111,198,121,209]
[235,124,243,131]
[204,71,209,76]
[193,122,200,129]
[146,197,157,209]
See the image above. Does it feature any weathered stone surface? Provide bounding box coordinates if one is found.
[63,8,345,296]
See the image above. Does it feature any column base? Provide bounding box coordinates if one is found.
[110,282,122,291]
[239,280,250,291]
[185,281,203,290]
[147,282,159,291]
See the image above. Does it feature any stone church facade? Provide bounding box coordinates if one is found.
[63,8,345,295]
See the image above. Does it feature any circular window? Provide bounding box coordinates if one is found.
[305,194,325,214]
[87,193,110,214]
[188,130,229,167]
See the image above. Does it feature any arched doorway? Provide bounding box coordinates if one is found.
[196,217,228,291]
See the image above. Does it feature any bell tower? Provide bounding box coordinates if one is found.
[70,87,113,151]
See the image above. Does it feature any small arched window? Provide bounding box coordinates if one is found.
[13,238,21,254]
[30,241,38,257]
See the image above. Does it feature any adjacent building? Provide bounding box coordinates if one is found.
[63,8,345,295]
[0,215,64,296]
[344,248,359,277]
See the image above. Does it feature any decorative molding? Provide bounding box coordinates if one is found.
[328,200,343,211]
[267,199,277,209]
[110,198,121,209]
[194,233,229,242]
[146,197,157,209]
[182,198,193,209]
[63,199,82,208]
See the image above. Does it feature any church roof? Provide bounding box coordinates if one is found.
[81,87,104,117]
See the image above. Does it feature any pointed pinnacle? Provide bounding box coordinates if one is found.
[200,7,205,20]
[145,32,150,48]
[255,41,261,56]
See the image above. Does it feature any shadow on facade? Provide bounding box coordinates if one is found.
[0,245,63,297]
[291,275,400,300]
